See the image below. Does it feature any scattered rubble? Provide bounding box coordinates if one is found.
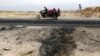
[0,26,99,56]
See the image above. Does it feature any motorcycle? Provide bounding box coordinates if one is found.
[36,8,61,20]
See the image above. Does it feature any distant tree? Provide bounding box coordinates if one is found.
[78,4,82,12]
[78,4,82,10]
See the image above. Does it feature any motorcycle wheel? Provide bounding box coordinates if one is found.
[52,16,57,20]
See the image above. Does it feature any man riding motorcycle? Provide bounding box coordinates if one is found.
[43,7,57,16]
[43,7,48,15]
[39,7,60,18]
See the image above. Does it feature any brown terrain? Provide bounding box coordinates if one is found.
[0,6,100,56]
[0,6,99,20]
[61,6,100,19]
[0,26,100,56]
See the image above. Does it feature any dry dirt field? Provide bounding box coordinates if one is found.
[0,6,99,20]
[0,11,100,20]
[0,11,38,19]
[0,26,99,56]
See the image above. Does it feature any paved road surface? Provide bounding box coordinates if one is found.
[0,18,100,27]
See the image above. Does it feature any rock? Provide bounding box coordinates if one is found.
[16,41,22,45]
[82,30,86,33]
[3,48,11,51]
[0,27,6,30]
[8,25,16,30]
[40,31,46,36]
[79,48,85,51]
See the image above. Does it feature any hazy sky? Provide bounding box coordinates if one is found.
[0,0,100,11]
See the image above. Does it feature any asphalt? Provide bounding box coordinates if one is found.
[0,18,100,27]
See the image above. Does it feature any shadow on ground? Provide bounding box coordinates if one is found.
[39,27,77,56]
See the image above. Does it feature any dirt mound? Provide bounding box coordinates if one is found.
[78,6,100,18]
[93,7,100,12]
[39,27,76,56]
